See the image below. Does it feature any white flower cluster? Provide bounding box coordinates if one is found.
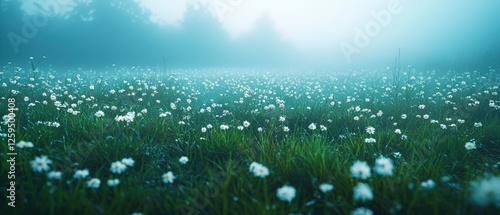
[115,111,135,123]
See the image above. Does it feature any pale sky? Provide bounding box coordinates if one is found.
[2,0,499,69]
[10,0,420,50]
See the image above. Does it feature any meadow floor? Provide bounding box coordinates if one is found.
[1,65,500,214]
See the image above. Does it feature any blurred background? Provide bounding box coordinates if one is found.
[1,0,499,71]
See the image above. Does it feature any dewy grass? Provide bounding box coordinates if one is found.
[0,62,499,215]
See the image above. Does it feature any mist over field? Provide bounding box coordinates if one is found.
[1,1,500,215]
[1,0,499,70]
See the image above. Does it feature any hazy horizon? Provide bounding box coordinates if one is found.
[1,0,499,71]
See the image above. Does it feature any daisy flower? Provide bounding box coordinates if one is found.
[179,156,189,164]
[365,126,375,135]
[351,161,371,180]
[162,171,176,184]
[107,179,120,187]
[364,138,376,143]
[421,179,436,190]
[16,140,34,148]
[74,169,90,179]
[47,171,62,180]
[30,155,52,173]
[94,110,105,117]
[374,156,394,176]
[276,185,296,202]
[87,178,101,189]
[465,140,477,150]
[469,176,500,207]
[353,182,373,202]
[283,126,290,132]
[401,135,408,140]
[121,158,135,167]
[319,183,334,193]
[110,161,127,174]
[249,162,270,178]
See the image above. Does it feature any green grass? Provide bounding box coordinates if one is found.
[1,65,499,215]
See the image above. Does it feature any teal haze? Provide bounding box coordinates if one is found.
[1,0,499,71]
